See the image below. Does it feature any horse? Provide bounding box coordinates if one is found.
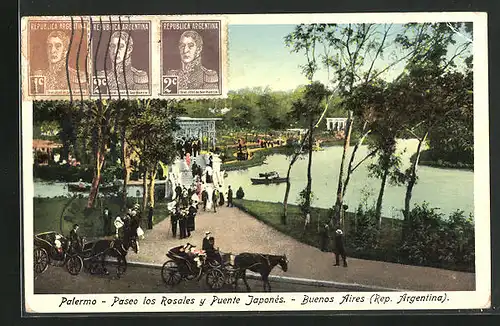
[233,253,288,292]
[82,226,139,277]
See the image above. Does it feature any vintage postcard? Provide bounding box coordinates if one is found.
[22,12,489,314]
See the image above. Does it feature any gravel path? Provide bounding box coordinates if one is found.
[128,205,475,291]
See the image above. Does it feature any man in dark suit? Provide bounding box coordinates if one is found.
[96,31,149,92]
[171,206,180,238]
[178,209,188,239]
[202,231,211,250]
[227,185,233,207]
[69,224,82,252]
[201,189,208,211]
[334,228,348,267]
[165,30,219,91]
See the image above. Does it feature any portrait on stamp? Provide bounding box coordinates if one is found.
[161,21,221,95]
[28,21,88,96]
[91,21,151,96]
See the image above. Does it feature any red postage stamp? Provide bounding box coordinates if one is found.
[25,19,89,98]
[90,20,152,97]
[161,20,224,97]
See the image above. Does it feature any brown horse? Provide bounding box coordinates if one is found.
[233,253,288,292]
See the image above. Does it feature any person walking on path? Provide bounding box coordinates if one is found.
[320,224,330,252]
[201,188,208,211]
[226,185,233,207]
[212,188,219,213]
[102,207,111,236]
[218,185,225,206]
[334,228,348,267]
[179,209,188,239]
[171,206,180,238]
[147,204,154,230]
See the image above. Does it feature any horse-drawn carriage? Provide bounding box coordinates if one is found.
[161,245,239,291]
[33,231,83,276]
[34,227,139,278]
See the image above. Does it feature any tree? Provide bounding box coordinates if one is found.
[127,99,180,210]
[394,23,472,227]
[286,23,409,227]
[290,82,330,215]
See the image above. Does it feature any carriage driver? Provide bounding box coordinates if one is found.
[69,223,82,252]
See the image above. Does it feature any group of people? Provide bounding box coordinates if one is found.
[177,137,202,160]
[170,231,223,273]
[171,185,199,239]
[113,203,144,240]
[200,184,234,212]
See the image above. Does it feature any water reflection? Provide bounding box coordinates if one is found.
[224,139,474,219]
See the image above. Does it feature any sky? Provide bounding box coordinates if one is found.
[227,24,471,92]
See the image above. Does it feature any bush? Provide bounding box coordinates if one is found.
[350,206,379,251]
[34,164,94,182]
[235,187,245,199]
[233,199,475,272]
[400,203,475,271]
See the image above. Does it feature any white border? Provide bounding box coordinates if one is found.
[22,12,490,313]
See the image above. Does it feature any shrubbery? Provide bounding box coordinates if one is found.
[400,203,475,271]
[34,164,94,182]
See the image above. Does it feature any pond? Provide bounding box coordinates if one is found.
[31,139,474,219]
[223,139,474,219]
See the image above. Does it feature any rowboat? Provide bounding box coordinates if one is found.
[251,177,288,185]
[67,183,120,193]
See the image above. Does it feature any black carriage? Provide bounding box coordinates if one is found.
[33,231,83,276]
[204,251,239,291]
[160,246,238,291]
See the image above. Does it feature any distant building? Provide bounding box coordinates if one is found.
[326,118,347,131]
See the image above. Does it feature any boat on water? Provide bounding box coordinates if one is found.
[251,171,288,185]
[67,182,120,193]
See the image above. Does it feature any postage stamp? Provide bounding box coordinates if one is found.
[160,20,224,97]
[23,18,90,99]
[90,19,152,97]
[21,12,490,315]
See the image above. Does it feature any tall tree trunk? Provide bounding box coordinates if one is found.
[403,132,429,238]
[121,133,129,209]
[342,128,371,196]
[375,165,389,228]
[142,167,149,212]
[87,150,105,208]
[282,163,293,225]
[305,116,314,212]
[148,164,158,208]
[333,110,354,226]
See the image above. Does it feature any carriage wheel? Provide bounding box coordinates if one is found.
[34,248,49,275]
[206,268,225,291]
[66,256,83,275]
[116,256,127,277]
[161,260,182,286]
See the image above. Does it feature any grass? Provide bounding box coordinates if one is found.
[232,199,401,252]
[231,199,473,272]
[33,196,171,238]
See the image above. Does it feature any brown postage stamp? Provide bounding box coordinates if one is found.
[23,18,90,99]
[161,20,224,97]
[90,19,152,97]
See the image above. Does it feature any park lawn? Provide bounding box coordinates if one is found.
[232,199,405,266]
[33,197,170,239]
